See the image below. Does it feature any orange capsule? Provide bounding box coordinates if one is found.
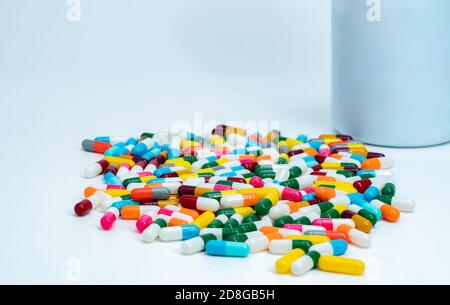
[121,206,159,220]
[361,157,394,170]
[84,186,98,198]
[220,193,260,208]
[131,187,171,201]
[168,217,188,227]
[314,187,348,201]
[371,200,400,222]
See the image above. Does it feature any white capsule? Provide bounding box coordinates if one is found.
[142,223,162,243]
[347,227,371,248]
[196,197,220,212]
[84,162,103,178]
[220,194,246,208]
[291,255,315,276]
[276,228,302,238]
[269,240,295,254]
[309,243,334,256]
[269,201,292,219]
[181,236,206,255]
[158,226,184,241]
[245,235,271,253]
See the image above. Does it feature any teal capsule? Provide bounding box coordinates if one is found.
[205,240,250,257]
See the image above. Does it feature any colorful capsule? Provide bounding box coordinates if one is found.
[130,187,171,201]
[287,235,331,244]
[269,200,310,220]
[282,224,326,233]
[142,218,168,242]
[238,219,272,233]
[192,211,216,229]
[121,205,159,220]
[337,224,371,248]
[312,218,355,231]
[374,195,415,212]
[255,191,279,216]
[158,224,200,241]
[361,156,394,170]
[180,195,220,212]
[259,226,302,238]
[216,207,254,218]
[318,256,365,276]
[206,240,250,257]
[340,209,373,233]
[74,193,103,216]
[207,214,229,228]
[181,233,217,254]
[200,228,240,240]
[268,239,312,254]
[223,213,244,228]
[245,232,283,252]
[370,199,400,222]
[84,159,109,178]
[220,193,259,208]
[303,230,349,241]
[82,139,112,154]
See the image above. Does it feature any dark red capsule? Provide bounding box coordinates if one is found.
[314,154,327,164]
[74,199,93,216]
[367,152,385,159]
[287,149,305,157]
[353,179,372,193]
[178,185,196,196]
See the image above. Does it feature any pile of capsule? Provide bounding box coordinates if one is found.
[75,124,415,276]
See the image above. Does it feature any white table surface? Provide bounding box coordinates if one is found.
[1,78,449,285]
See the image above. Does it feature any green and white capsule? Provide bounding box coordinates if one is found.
[223,213,243,228]
[207,214,229,228]
[181,233,217,254]
[142,217,168,243]
[268,239,313,254]
[200,228,240,240]
[373,195,415,212]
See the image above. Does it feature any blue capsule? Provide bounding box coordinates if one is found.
[205,240,250,257]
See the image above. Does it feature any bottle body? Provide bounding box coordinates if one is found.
[332,0,450,147]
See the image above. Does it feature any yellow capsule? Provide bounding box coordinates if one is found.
[284,138,302,149]
[105,189,131,197]
[179,173,200,180]
[322,138,342,145]
[318,256,365,275]
[265,191,280,206]
[239,188,280,200]
[234,207,254,217]
[209,135,225,146]
[333,204,347,215]
[180,140,201,149]
[287,235,331,244]
[278,152,290,161]
[157,197,180,208]
[193,187,219,196]
[351,214,373,233]
[275,248,305,274]
[215,158,230,165]
[319,134,341,139]
[192,211,215,229]
[104,156,135,167]
[320,162,345,170]
[194,168,215,175]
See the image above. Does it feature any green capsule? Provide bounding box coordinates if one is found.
[120,194,132,200]
[280,178,300,190]
[207,214,228,228]
[357,209,378,226]
[202,161,220,169]
[382,182,396,196]
[336,170,355,178]
[321,208,340,218]
[238,222,258,233]
[292,240,313,253]
[202,191,225,201]
[293,215,313,225]
[317,201,334,213]
[274,215,294,227]
[307,250,321,268]
[183,156,198,164]
[216,208,237,217]
[341,162,359,168]
[223,218,241,229]
[226,233,249,242]
[154,218,167,228]
[200,233,217,244]
[198,172,214,178]
[375,194,393,204]
[359,173,375,179]
[216,180,233,186]
[122,177,142,188]
[288,166,303,179]
[256,171,276,179]
[242,213,260,223]
[221,228,241,239]
[242,172,256,179]
[140,132,155,139]
[255,198,273,216]
[277,157,288,164]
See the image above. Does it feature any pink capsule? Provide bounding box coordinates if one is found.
[249,176,265,188]
[312,218,355,231]
[100,207,119,230]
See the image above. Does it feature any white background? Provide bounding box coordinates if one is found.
[1,0,449,284]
